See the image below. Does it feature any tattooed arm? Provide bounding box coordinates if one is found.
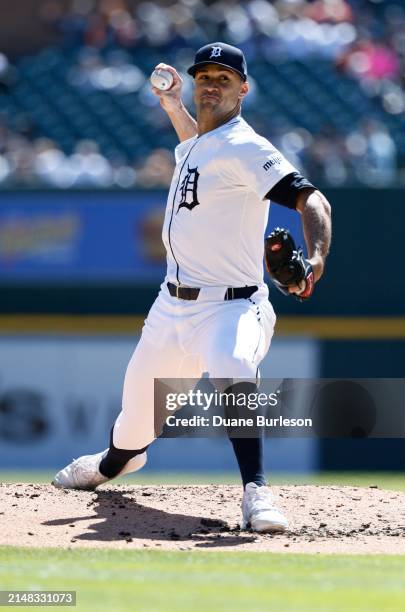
[290,189,332,293]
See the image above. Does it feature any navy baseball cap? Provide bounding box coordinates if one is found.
[187,42,247,81]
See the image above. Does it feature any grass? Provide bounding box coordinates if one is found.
[0,470,404,490]
[1,473,404,610]
[0,548,404,611]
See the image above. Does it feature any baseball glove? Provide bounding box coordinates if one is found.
[265,227,314,301]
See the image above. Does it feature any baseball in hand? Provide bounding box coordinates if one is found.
[150,69,174,91]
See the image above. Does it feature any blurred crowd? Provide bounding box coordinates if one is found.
[42,0,357,56]
[0,114,396,189]
[40,0,404,81]
[279,120,397,187]
[0,0,403,188]
[0,120,174,189]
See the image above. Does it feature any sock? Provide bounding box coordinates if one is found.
[222,381,266,488]
[99,426,148,478]
[230,436,266,488]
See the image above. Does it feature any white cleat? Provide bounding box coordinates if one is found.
[52,449,147,491]
[241,482,289,533]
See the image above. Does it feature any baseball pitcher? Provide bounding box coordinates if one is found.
[53,42,332,533]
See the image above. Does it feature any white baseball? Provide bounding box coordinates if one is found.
[150,69,174,91]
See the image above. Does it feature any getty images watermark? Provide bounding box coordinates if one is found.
[164,389,312,429]
[154,382,314,437]
[155,378,405,439]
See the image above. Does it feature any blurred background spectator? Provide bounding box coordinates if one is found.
[0,0,403,189]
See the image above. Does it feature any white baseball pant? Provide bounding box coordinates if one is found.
[112,282,276,450]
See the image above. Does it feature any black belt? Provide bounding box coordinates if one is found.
[167,282,258,301]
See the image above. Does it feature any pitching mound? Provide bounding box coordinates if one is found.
[1,483,405,554]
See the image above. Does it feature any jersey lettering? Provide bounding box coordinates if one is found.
[177,165,200,212]
[263,155,283,171]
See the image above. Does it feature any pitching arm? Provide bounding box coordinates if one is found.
[151,63,197,142]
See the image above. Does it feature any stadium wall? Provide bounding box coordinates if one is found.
[0,187,402,316]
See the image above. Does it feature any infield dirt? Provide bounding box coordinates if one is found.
[1,483,404,554]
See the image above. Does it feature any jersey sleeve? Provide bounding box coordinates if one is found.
[174,136,198,164]
[266,172,316,210]
[232,137,298,201]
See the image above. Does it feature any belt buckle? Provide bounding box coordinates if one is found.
[225,287,234,301]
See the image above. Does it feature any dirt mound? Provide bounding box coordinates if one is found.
[1,483,405,553]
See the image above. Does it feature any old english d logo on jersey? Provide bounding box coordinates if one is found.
[177,165,200,212]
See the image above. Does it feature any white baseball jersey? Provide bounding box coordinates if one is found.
[162,115,297,288]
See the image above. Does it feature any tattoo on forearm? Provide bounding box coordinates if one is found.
[301,191,332,260]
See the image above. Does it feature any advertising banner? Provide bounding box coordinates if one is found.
[0,191,302,282]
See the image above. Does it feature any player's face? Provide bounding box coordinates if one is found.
[193,65,248,116]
